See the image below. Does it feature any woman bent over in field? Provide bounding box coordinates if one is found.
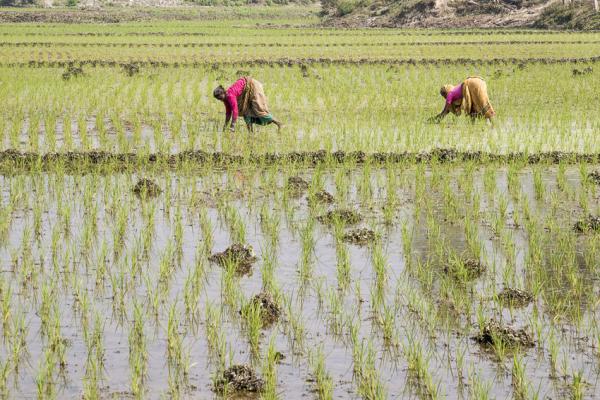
[433,76,495,123]
[213,76,282,133]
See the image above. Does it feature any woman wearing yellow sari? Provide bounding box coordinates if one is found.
[434,76,495,123]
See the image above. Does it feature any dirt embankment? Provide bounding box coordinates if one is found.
[323,0,600,29]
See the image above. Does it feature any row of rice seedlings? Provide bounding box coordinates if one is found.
[2,61,600,155]
[0,163,599,396]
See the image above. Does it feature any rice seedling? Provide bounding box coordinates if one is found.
[0,10,598,399]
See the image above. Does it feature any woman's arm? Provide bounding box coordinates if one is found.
[434,104,450,122]
[227,93,239,130]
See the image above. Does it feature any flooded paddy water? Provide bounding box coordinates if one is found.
[1,162,599,399]
[2,10,600,399]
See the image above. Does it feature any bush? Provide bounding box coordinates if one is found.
[335,0,368,16]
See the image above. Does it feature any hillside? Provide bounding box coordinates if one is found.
[322,0,600,29]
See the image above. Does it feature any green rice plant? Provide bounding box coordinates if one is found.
[468,367,492,400]
[533,167,545,201]
[571,371,585,400]
[309,346,333,400]
[0,356,10,398]
[299,219,315,284]
[512,353,528,400]
[241,299,263,356]
[262,336,279,399]
[336,241,351,291]
[401,220,414,268]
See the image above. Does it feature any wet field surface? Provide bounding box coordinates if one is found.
[1,163,599,398]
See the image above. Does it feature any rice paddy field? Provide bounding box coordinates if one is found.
[1,5,600,399]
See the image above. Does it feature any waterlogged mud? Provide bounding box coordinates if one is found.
[574,215,600,232]
[0,165,599,399]
[209,243,258,275]
[213,365,265,394]
[132,178,161,197]
[3,56,600,69]
[444,258,486,280]
[317,209,362,225]
[286,176,309,196]
[61,65,85,80]
[248,291,281,325]
[3,149,600,173]
[572,66,594,76]
[588,170,600,184]
[497,288,534,308]
[308,190,335,206]
[475,320,535,349]
[342,228,377,245]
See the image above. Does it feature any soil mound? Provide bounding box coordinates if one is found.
[62,65,85,80]
[132,178,161,197]
[308,190,335,206]
[497,288,533,308]
[209,244,258,275]
[287,176,309,195]
[474,320,534,348]
[249,291,281,325]
[588,170,600,184]
[343,228,377,245]
[213,365,265,394]
[122,62,141,77]
[318,209,362,225]
[574,215,600,233]
[444,258,485,280]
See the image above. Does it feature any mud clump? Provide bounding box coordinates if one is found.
[286,176,309,195]
[62,65,84,80]
[343,228,377,245]
[574,215,600,233]
[209,243,257,275]
[318,209,362,225]
[474,320,534,349]
[213,365,265,394]
[307,190,334,206]
[588,170,600,184]
[249,291,281,325]
[572,66,593,76]
[444,258,485,280]
[497,288,533,308]
[122,62,140,77]
[132,179,161,197]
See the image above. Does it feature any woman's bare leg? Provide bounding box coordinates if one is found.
[271,119,282,132]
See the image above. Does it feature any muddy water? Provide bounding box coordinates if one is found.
[0,164,599,399]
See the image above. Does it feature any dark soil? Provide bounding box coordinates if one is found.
[444,258,485,280]
[574,215,600,233]
[213,365,265,394]
[343,228,377,245]
[2,150,600,174]
[307,190,335,206]
[572,66,593,76]
[132,178,161,197]
[588,170,600,184]
[249,291,281,325]
[122,62,141,77]
[3,56,600,72]
[318,209,362,225]
[497,288,533,308]
[209,244,257,275]
[62,65,84,80]
[474,320,534,349]
[287,176,309,195]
